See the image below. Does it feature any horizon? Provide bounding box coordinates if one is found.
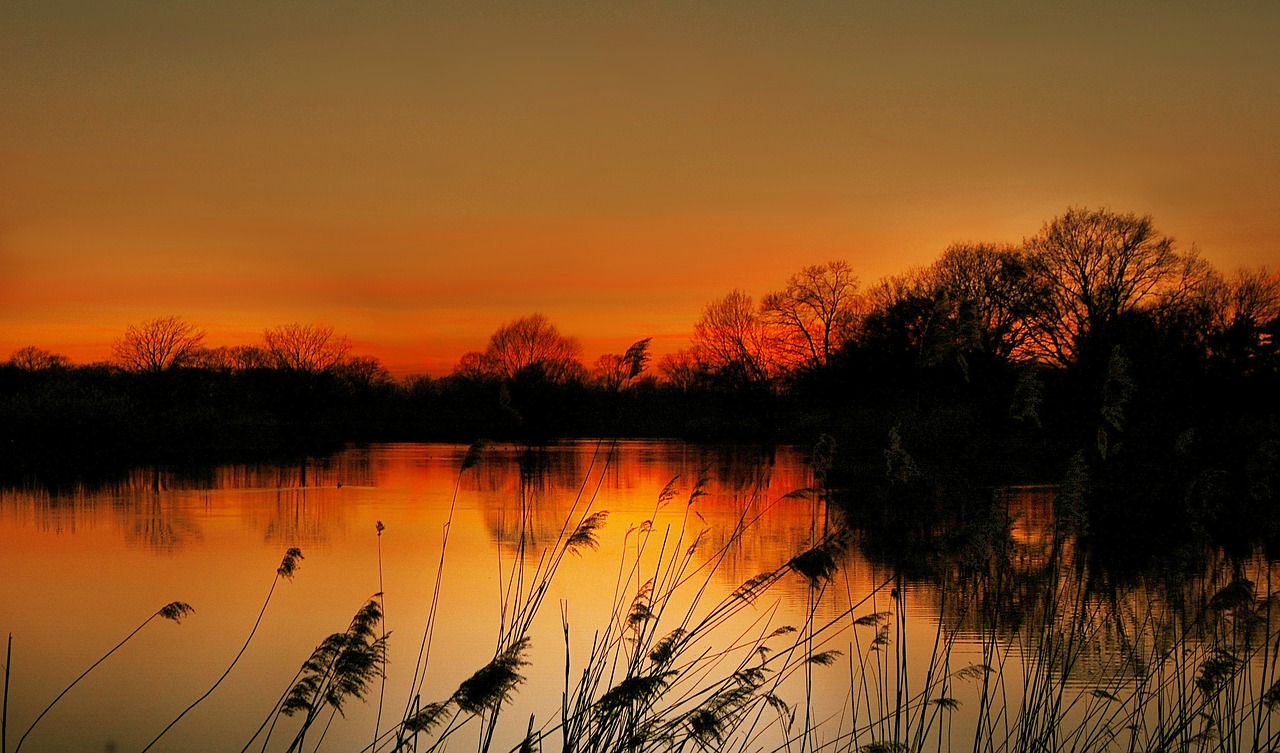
[4,2,1279,376]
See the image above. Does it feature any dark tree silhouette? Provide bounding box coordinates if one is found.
[456,314,584,384]
[6,346,69,370]
[761,260,862,369]
[187,344,272,371]
[692,290,780,384]
[263,323,350,373]
[112,316,206,372]
[861,270,957,372]
[334,355,393,388]
[1198,266,1280,373]
[656,348,704,391]
[926,244,1045,365]
[1023,207,1203,367]
[589,338,651,391]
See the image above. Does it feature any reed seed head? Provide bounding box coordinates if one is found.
[452,637,530,714]
[158,602,195,623]
[566,511,608,555]
[278,547,304,579]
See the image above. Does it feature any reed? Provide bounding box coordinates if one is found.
[276,597,389,753]
[11,440,1280,753]
[11,601,193,753]
[298,443,1280,753]
[783,491,1280,753]
[141,547,302,753]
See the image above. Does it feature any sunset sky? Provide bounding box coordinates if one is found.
[3,2,1278,375]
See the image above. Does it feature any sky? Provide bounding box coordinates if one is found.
[3,1,1278,375]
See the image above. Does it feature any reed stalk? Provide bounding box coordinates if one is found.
[13,601,193,753]
[141,548,301,753]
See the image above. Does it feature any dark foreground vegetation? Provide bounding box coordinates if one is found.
[5,436,1280,753]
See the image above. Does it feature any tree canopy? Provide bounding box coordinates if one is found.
[113,316,206,372]
[262,323,351,373]
[457,314,585,384]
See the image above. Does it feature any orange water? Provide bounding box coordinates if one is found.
[3,441,905,753]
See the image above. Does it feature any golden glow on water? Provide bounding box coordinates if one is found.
[9,443,1271,751]
[0,441,865,752]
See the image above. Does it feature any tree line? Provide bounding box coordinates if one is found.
[3,206,1278,488]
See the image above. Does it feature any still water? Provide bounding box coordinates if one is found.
[1,441,867,752]
[2,441,1276,753]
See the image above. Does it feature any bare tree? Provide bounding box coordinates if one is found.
[188,344,274,371]
[862,270,958,368]
[1223,266,1280,330]
[657,348,704,391]
[113,316,206,372]
[333,356,393,388]
[691,290,781,383]
[262,323,351,373]
[1023,207,1190,367]
[1188,265,1280,368]
[761,260,862,369]
[7,346,69,370]
[229,345,272,370]
[928,244,1044,364]
[452,350,490,381]
[456,314,585,384]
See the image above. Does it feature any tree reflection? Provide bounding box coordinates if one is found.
[113,471,205,553]
[258,489,340,545]
[125,492,202,553]
[841,476,1280,701]
[475,442,829,596]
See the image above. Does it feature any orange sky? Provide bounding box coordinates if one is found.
[3,2,1278,375]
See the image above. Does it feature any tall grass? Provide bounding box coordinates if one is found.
[796,492,1280,753]
[8,442,1280,753]
[360,440,874,753]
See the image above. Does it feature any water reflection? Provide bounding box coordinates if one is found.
[852,480,1280,750]
[125,493,202,553]
[255,488,345,545]
[0,457,379,554]
[4,442,1280,753]
[471,442,830,589]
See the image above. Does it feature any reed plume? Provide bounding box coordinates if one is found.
[278,596,388,753]
[13,601,193,753]
[140,548,301,753]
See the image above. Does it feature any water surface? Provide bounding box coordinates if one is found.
[5,440,1274,753]
[1,441,867,752]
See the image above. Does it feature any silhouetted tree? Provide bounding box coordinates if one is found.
[334,356,393,389]
[188,344,272,371]
[760,260,862,369]
[692,290,780,384]
[457,314,584,384]
[858,245,1042,381]
[928,244,1044,365]
[656,348,704,391]
[861,271,956,372]
[1201,266,1280,374]
[1228,267,1280,324]
[113,316,206,372]
[7,346,69,370]
[263,323,350,373]
[1023,208,1202,367]
[452,350,491,381]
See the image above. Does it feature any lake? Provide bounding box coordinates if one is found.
[2,440,1277,753]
